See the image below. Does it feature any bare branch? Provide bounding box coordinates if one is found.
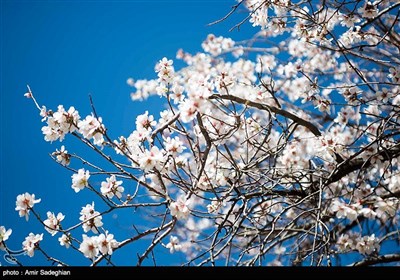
[351,253,400,266]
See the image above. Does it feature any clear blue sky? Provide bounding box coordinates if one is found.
[0,0,254,266]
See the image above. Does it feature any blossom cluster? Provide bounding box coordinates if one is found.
[12,0,400,266]
[39,104,105,146]
[79,232,118,259]
[79,202,103,234]
[336,233,380,255]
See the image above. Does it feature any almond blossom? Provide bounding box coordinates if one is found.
[376,88,391,103]
[43,212,65,236]
[78,115,105,146]
[79,232,118,259]
[58,234,71,249]
[249,3,269,29]
[336,234,355,253]
[97,231,118,255]
[201,34,235,56]
[79,234,99,259]
[155,57,174,84]
[100,175,124,199]
[207,199,224,214]
[79,202,103,234]
[41,105,80,142]
[15,193,41,221]
[71,168,90,193]
[169,195,191,220]
[22,233,43,257]
[165,235,182,253]
[178,99,199,123]
[135,111,156,132]
[0,226,12,250]
[138,146,163,171]
[355,234,380,255]
[164,136,186,156]
[374,198,399,220]
[330,200,360,222]
[339,13,361,28]
[388,67,400,83]
[52,145,70,166]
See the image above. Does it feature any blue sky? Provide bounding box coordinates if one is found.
[0,0,255,266]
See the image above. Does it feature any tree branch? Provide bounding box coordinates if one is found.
[351,253,400,266]
[327,143,400,185]
[209,94,322,136]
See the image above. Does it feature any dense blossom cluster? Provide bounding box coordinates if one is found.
[79,231,118,259]
[336,233,380,255]
[4,0,399,266]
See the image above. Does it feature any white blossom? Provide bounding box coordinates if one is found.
[201,34,235,56]
[135,111,157,132]
[169,195,191,220]
[58,234,71,249]
[41,105,80,142]
[336,234,355,252]
[71,168,90,193]
[178,99,199,123]
[376,88,391,103]
[22,233,43,257]
[249,4,268,29]
[43,211,65,236]
[155,57,174,84]
[78,115,105,146]
[15,193,41,221]
[359,207,377,219]
[355,234,380,255]
[79,233,118,259]
[52,145,70,166]
[97,231,118,255]
[79,234,99,259]
[330,200,360,222]
[126,77,135,86]
[138,146,163,171]
[79,202,103,234]
[165,235,182,253]
[130,79,158,101]
[164,136,186,156]
[0,226,12,250]
[374,198,398,219]
[100,175,124,199]
[339,13,361,28]
[388,67,400,83]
